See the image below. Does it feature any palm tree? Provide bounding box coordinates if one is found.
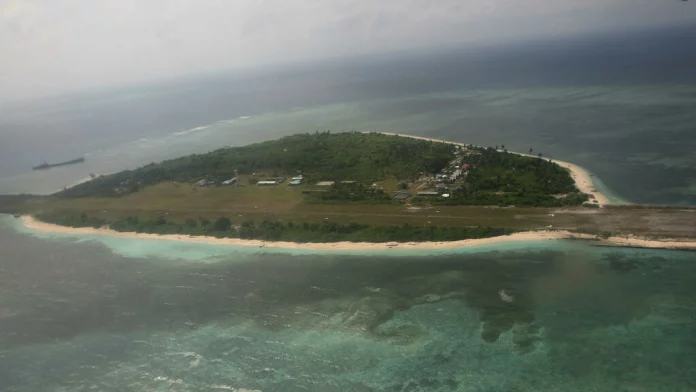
[538,152,543,159]
[529,148,533,154]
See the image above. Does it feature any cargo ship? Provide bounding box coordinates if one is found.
[32,157,85,171]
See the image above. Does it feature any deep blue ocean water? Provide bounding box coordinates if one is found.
[1,26,696,391]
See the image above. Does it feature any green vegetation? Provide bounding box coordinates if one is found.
[36,213,514,243]
[51,132,587,208]
[418,147,588,207]
[58,132,455,198]
[8,132,613,244]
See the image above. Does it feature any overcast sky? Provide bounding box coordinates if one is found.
[1,0,694,102]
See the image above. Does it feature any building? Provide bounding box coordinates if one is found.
[196,179,207,187]
[462,164,473,171]
[222,177,237,186]
[292,175,304,181]
[417,191,440,196]
[257,180,278,186]
[289,179,303,186]
[267,177,286,184]
[316,181,335,187]
[393,193,411,201]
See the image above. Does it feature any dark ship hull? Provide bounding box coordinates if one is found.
[33,157,85,171]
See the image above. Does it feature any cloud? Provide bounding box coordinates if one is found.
[0,0,694,102]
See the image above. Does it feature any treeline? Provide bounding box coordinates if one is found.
[57,132,455,198]
[465,147,578,195]
[37,213,108,229]
[36,214,514,243]
[409,146,588,207]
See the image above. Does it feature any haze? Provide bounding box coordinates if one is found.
[1,0,694,102]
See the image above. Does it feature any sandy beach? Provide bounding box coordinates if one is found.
[20,215,696,252]
[371,132,611,206]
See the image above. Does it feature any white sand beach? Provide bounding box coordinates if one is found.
[20,216,696,252]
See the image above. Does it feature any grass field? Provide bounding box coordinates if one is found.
[8,182,696,239]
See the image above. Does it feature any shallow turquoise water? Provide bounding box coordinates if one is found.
[2,215,696,391]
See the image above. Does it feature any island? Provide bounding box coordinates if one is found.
[2,132,695,250]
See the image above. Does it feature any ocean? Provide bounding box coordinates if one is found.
[2,215,696,391]
[1,25,696,391]
[1,25,696,204]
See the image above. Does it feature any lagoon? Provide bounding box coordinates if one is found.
[2,215,696,391]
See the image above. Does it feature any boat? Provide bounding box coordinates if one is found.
[33,157,85,171]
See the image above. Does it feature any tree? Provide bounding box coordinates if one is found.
[213,217,232,232]
[501,144,505,150]
[538,152,543,159]
[529,148,533,154]
[398,182,408,190]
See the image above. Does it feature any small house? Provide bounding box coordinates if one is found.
[222,177,237,186]
[316,181,335,187]
[257,180,278,186]
[289,179,303,186]
[450,169,462,181]
[417,191,440,197]
[393,193,411,201]
[196,179,207,187]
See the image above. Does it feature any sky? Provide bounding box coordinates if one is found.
[1,0,694,102]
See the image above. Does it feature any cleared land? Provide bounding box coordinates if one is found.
[10,182,696,239]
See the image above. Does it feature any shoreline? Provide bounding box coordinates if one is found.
[369,132,612,206]
[19,215,696,252]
